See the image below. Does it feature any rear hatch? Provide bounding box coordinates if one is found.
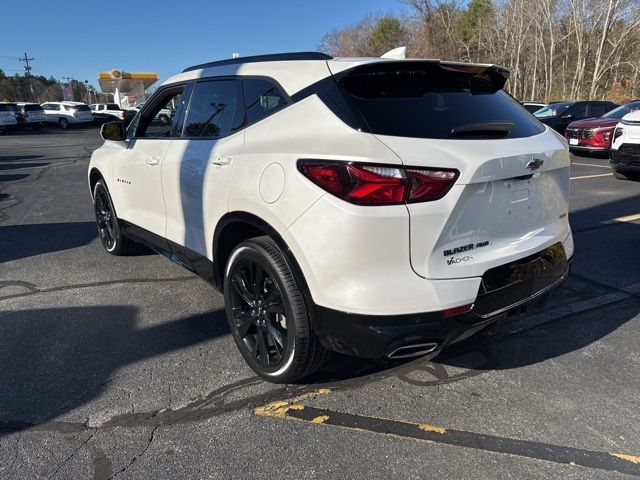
[69,104,93,120]
[0,104,17,125]
[331,60,571,279]
[23,104,46,121]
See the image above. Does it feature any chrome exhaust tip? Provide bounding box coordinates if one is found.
[386,342,439,359]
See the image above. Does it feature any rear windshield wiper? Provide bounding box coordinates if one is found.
[450,121,515,137]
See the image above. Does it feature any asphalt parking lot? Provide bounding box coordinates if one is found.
[1,127,639,479]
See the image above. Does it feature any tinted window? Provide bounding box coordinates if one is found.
[24,104,43,112]
[106,104,120,110]
[567,103,588,118]
[243,78,288,125]
[339,62,543,139]
[590,104,607,118]
[182,80,243,138]
[533,103,571,119]
[0,104,13,112]
[136,88,183,138]
[69,105,90,112]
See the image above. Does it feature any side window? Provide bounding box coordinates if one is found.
[182,79,243,138]
[589,104,606,118]
[50,104,60,111]
[568,103,588,119]
[135,88,183,138]
[242,78,288,125]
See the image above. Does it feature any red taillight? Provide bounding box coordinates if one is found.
[443,303,473,318]
[298,160,458,206]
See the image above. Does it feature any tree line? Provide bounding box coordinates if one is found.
[0,70,110,103]
[319,0,640,103]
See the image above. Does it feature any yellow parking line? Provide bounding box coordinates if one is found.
[572,162,612,168]
[570,173,612,180]
[600,213,640,225]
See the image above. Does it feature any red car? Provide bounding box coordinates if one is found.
[565,101,640,154]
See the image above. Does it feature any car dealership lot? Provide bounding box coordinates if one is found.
[1,128,639,479]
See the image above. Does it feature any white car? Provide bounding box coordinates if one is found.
[16,102,47,129]
[41,101,94,129]
[88,52,573,382]
[0,103,18,133]
[610,110,640,181]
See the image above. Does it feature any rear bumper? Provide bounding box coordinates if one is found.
[569,145,609,152]
[311,243,571,358]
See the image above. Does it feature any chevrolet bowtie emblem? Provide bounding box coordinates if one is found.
[526,158,544,170]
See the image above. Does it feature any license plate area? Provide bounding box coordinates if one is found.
[472,243,568,318]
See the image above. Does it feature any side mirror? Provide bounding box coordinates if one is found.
[101,121,125,141]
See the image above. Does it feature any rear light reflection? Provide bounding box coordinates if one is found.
[443,304,473,318]
[298,160,458,206]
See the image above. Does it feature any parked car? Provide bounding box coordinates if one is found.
[610,110,640,181]
[88,52,573,382]
[15,102,47,129]
[89,103,136,125]
[535,100,618,135]
[0,103,18,133]
[41,101,94,129]
[132,102,173,125]
[565,100,640,155]
[522,101,546,114]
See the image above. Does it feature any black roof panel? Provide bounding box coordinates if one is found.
[182,52,333,73]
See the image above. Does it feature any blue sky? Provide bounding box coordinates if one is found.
[1,0,405,89]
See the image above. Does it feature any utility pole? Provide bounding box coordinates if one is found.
[19,52,35,101]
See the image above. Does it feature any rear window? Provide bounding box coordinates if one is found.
[70,105,91,112]
[23,104,43,112]
[106,104,121,110]
[338,62,544,139]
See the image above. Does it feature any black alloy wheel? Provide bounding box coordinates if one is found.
[94,184,116,251]
[224,237,328,383]
[92,180,137,255]
[228,259,288,368]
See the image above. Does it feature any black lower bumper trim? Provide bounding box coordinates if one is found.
[311,244,570,358]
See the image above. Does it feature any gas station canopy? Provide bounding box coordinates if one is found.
[97,69,158,107]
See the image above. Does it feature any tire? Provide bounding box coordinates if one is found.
[224,236,328,383]
[613,170,640,181]
[58,118,69,129]
[93,180,138,255]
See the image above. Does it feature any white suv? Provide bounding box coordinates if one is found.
[41,101,93,129]
[88,52,573,382]
[0,103,18,133]
[611,110,640,181]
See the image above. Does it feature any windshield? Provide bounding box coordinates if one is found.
[339,62,543,139]
[603,102,640,119]
[534,103,571,118]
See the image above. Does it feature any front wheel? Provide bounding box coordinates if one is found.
[58,118,69,129]
[93,180,138,255]
[224,236,327,383]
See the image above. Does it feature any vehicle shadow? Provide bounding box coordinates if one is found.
[0,222,97,263]
[0,306,230,434]
[0,162,49,171]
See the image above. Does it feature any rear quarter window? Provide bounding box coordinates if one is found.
[338,62,544,139]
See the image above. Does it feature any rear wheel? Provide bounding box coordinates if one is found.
[224,236,327,383]
[58,118,69,129]
[93,180,138,255]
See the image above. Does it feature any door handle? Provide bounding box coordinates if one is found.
[146,156,161,166]
[211,155,232,166]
